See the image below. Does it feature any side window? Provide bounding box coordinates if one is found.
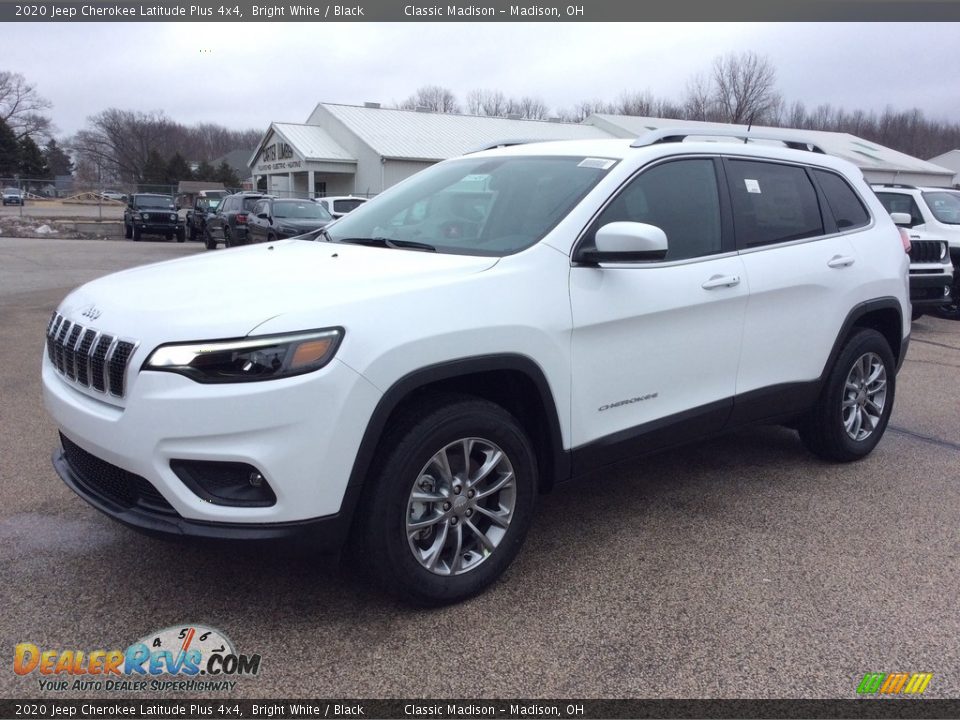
[252,200,267,216]
[588,158,722,262]
[875,192,923,227]
[222,198,235,213]
[813,170,870,230]
[726,160,824,248]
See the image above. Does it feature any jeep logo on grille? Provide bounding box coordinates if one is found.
[81,305,102,321]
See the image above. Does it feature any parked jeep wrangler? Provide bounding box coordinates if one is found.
[124,194,185,242]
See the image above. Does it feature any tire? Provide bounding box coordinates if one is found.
[132,226,142,242]
[189,225,197,241]
[354,394,538,606]
[176,227,185,243]
[124,222,132,240]
[224,226,233,248]
[931,299,960,321]
[799,328,895,462]
[204,229,217,250]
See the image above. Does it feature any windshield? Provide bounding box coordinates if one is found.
[137,196,174,209]
[326,155,615,256]
[273,200,332,220]
[922,191,960,225]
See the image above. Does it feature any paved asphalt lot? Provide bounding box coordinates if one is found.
[1,236,959,700]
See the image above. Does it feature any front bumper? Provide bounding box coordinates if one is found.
[53,445,357,546]
[43,353,381,527]
[909,272,952,307]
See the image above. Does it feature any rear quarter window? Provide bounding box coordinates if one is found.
[813,170,870,230]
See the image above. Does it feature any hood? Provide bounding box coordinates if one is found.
[57,240,499,340]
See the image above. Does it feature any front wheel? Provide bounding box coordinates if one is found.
[204,229,217,250]
[132,226,142,242]
[799,329,895,462]
[355,395,538,606]
[176,227,185,243]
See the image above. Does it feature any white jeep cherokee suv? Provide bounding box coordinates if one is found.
[43,129,911,605]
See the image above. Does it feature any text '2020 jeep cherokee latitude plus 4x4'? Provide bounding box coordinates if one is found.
[43,129,910,605]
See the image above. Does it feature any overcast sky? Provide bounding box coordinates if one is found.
[5,22,960,139]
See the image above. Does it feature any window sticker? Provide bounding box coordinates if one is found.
[744,178,761,194]
[579,158,616,170]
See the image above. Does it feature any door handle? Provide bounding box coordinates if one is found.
[701,275,741,290]
[827,255,856,269]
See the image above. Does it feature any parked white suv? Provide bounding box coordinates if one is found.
[874,184,960,318]
[43,129,910,604]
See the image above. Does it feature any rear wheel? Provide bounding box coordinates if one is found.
[124,222,132,239]
[355,395,537,606]
[176,227,185,243]
[224,226,233,248]
[204,229,217,250]
[799,329,895,462]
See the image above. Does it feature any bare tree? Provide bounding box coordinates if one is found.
[466,89,508,116]
[398,85,461,113]
[711,51,781,125]
[0,70,53,140]
[616,90,659,117]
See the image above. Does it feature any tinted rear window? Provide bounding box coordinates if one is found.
[727,160,824,247]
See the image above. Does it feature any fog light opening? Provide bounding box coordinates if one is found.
[170,460,277,507]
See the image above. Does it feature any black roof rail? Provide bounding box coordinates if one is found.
[465,139,540,154]
[872,183,918,190]
[630,127,827,154]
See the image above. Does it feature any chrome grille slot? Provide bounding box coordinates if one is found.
[45,312,138,399]
[90,335,114,392]
[64,325,82,379]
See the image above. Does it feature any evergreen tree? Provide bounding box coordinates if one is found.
[44,138,73,176]
[140,149,167,185]
[194,159,215,182]
[214,160,240,188]
[165,152,193,184]
[0,118,20,177]
[18,135,49,179]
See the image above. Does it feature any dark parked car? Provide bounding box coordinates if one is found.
[186,192,227,247]
[124,194,185,242]
[204,192,270,248]
[247,198,334,243]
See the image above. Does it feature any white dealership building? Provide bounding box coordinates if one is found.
[249,103,956,198]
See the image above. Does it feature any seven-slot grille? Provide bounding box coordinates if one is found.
[46,312,137,398]
[909,240,945,264]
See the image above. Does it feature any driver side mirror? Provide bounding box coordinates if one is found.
[577,222,669,264]
[889,212,912,227]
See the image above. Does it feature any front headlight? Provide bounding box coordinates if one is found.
[133,213,143,220]
[143,328,343,383]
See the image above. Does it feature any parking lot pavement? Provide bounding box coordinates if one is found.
[1,236,958,700]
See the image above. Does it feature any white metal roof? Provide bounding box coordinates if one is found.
[318,103,611,160]
[249,123,356,167]
[586,114,956,179]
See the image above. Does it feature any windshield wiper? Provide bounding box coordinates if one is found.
[336,237,437,252]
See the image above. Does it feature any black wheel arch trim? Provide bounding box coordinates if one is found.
[342,354,569,523]
[820,297,907,377]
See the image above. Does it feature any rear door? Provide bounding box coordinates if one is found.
[729,159,872,414]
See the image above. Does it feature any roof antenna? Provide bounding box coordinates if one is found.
[744,115,753,144]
